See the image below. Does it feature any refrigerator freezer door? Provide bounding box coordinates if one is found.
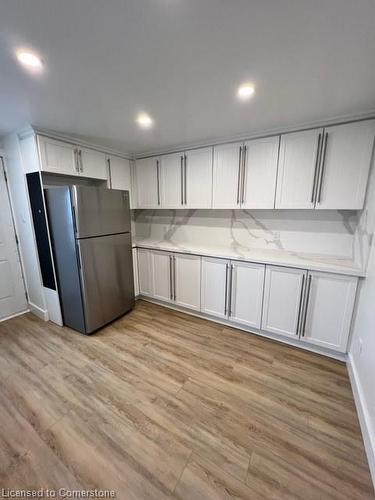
[71,186,131,238]
[77,232,134,333]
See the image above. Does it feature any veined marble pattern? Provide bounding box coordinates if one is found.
[133,208,372,271]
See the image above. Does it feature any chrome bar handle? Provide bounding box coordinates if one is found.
[107,158,112,187]
[228,264,234,317]
[301,275,312,337]
[184,154,187,205]
[78,150,83,173]
[236,146,242,205]
[296,274,306,335]
[74,148,79,173]
[180,156,184,205]
[169,255,173,300]
[311,133,322,203]
[173,255,176,301]
[317,132,328,204]
[224,263,229,315]
[241,145,247,205]
[156,159,161,205]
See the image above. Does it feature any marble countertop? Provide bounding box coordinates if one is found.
[133,238,366,277]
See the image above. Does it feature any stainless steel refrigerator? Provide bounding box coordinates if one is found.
[45,185,134,334]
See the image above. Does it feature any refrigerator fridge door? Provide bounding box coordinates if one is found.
[71,186,131,239]
[77,232,134,333]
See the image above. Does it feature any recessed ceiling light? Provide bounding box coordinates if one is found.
[237,84,255,100]
[136,113,153,129]
[16,49,44,71]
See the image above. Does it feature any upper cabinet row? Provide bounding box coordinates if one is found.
[135,119,375,210]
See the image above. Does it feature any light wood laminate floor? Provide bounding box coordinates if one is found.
[0,300,373,499]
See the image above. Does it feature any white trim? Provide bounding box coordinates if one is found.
[28,302,48,321]
[0,309,29,323]
[138,295,347,361]
[135,111,375,158]
[347,353,375,489]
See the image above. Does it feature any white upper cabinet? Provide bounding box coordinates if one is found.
[201,257,229,318]
[38,136,78,176]
[315,120,375,210]
[184,148,212,209]
[78,147,107,180]
[242,137,279,209]
[161,152,184,208]
[135,157,161,209]
[262,265,306,338]
[213,142,242,208]
[107,155,135,208]
[275,129,323,209]
[301,272,357,353]
[229,262,265,329]
[174,254,201,310]
[152,250,173,302]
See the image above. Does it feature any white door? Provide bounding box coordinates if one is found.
[132,248,139,296]
[152,251,173,302]
[161,153,184,208]
[78,148,107,180]
[174,254,201,310]
[212,142,242,208]
[135,157,161,209]
[137,248,154,296]
[275,129,323,209]
[38,136,78,176]
[301,272,357,353]
[0,161,27,320]
[242,136,279,209]
[201,257,230,318]
[184,148,213,208]
[262,266,306,338]
[107,155,134,207]
[316,120,375,210]
[229,261,265,329]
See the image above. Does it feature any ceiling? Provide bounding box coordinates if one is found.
[1,0,375,155]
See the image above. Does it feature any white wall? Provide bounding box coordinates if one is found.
[349,237,375,485]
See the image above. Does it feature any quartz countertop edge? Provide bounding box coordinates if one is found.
[132,239,365,277]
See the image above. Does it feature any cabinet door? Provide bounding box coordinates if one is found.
[161,153,184,208]
[213,143,242,208]
[135,157,161,209]
[38,136,78,176]
[79,148,107,180]
[242,137,279,209]
[152,251,173,302]
[137,248,154,296]
[275,129,322,209]
[108,155,134,208]
[316,120,375,210]
[301,272,357,352]
[174,254,201,310]
[262,266,306,338]
[184,148,212,208]
[201,257,229,318]
[229,262,265,329]
[132,248,139,297]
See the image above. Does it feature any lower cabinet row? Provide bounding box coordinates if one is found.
[136,248,358,353]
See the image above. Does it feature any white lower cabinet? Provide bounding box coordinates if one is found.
[137,248,154,296]
[262,266,307,338]
[132,248,139,296]
[229,261,265,329]
[152,250,173,302]
[301,271,357,353]
[174,254,201,310]
[201,257,229,318]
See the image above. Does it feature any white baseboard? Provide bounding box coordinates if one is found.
[347,353,375,488]
[0,309,29,323]
[28,301,48,321]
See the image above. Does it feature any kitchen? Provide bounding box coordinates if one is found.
[0,1,375,498]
